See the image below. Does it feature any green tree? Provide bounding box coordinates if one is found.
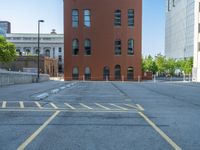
[142,55,158,74]
[175,57,193,75]
[183,57,193,75]
[0,36,16,63]
[165,58,176,76]
[155,54,166,75]
[176,59,185,72]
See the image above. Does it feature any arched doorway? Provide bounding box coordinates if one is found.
[103,66,110,80]
[72,67,79,80]
[85,67,91,80]
[115,65,121,80]
[127,67,134,80]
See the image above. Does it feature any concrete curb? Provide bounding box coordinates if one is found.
[59,86,66,90]
[51,89,60,94]
[34,82,77,100]
[35,93,49,100]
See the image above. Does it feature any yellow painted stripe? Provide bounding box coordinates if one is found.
[138,111,182,150]
[0,108,137,113]
[64,103,76,110]
[136,104,144,111]
[17,111,60,150]
[110,103,128,111]
[50,103,58,109]
[79,103,93,110]
[95,103,110,110]
[35,102,42,109]
[124,104,138,109]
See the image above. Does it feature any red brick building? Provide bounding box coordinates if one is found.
[64,0,142,81]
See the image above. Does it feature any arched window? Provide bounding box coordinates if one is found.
[72,67,79,80]
[72,9,78,28]
[128,39,134,55]
[45,49,50,57]
[115,40,121,55]
[84,39,91,55]
[25,49,30,55]
[85,67,91,80]
[115,65,121,80]
[72,39,79,55]
[103,66,110,80]
[114,10,121,26]
[127,67,134,80]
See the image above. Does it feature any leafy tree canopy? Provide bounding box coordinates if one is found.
[0,36,16,63]
[142,54,193,75]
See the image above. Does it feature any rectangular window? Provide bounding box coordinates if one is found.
[198,23,200,33]
[128,9,134,26]
[168,0,171,11]
[115,40,121,55]
[72,9,78,28]
[114,10,121,26]
[58,55,62,62]
[59,47,62,52]
[173,0,175,7]
[128,39,134,55]
[199,2,200,12]
[84,9,91,27]
[198,43,200,51]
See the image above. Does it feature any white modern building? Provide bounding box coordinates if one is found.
[165,0,200,81]
[6,30,64,73]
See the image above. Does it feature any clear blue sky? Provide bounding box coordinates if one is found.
[0,0,165,56]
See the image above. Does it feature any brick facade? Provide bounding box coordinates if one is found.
[64,0,142,81]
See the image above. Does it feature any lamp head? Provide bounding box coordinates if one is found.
[38,20,44,23]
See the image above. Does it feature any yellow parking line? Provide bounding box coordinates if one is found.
[138,111,182,150]
[0,108,137,113]
[95,103,110,110]
[50,103,58,109]
[79,103,93,110]
[136,104,144,111]
[17,111,60,150]
[124,104,138,109]
[64,103,76,110]
[19,101,24,108]
[109,103,128,111]
[35,102,42,109]
[2,101,6,108]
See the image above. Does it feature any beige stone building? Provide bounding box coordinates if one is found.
[0,56,58,77]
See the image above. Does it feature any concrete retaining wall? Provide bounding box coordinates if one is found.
[0,71,49,86]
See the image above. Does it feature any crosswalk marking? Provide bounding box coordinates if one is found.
[109,103,128,111]
[35,102,42,109]
[64,103,76,110]
[50,103,58,109]
[79,103,93,110]
[95,103,110,110]
[2,101,6,108]
[19,101,24,108]
[124,104,137,109]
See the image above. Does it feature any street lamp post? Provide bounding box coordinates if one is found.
[37,20,44,82]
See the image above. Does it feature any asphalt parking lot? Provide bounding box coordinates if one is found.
[0,81,200,150]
